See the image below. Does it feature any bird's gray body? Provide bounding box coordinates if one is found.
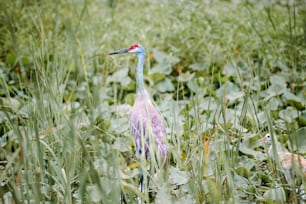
[130,89,168,160]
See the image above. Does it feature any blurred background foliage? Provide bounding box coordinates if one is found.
[0,0,305,203]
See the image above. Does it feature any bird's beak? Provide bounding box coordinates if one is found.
[109,48,129,55]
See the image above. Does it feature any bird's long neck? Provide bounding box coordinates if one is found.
[136,53,146,93]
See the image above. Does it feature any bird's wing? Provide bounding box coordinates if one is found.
[279,152,306,171]
[150,107,168,158]
[130,109,147,158]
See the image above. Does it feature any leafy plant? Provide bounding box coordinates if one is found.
[0,0,305,203]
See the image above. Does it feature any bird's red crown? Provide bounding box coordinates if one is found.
[128,43,139,51]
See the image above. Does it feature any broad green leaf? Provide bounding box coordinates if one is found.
[86,185,102,202]
[156,78,175,92]
[199,97,217,111]
[274,119,287,130]
[112,137,131,152]
[248,76,261,91]
[279,106,298,123]
[152,49,180,65]
[155,184,172,204]
[107,68,130,87]
[149,49,179,77]
[149,62,172,75]
[276,61,289,71]
[263,186,286,203]
[237,156,256,170]
[189,62,206,71]
[223,62,236,76]
[121,77,131,87]
[227,91,244,102]
[267,97,282,111]
[266,83,287,97]
[291,127,306,153]
[150,72,166,82]
[283,91,304,109]
[114,104,131,117]
[87,177,121,202]
[109,118,130,134]
[124,80,135,91]
[187,80,201,93]
[301,110,306,126]
[110,68,129,81]
[216,81,244,103]
[178,71,195,82]
[235,167,251,179]
[264,75,288,99]
[239,142,265,161]
[257,172,272,184]
[124,93,135,105]
[169,167,189,185]
[233,174,249,189]
[270,75,287,85]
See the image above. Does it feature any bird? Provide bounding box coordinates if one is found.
[259,133,306,174]
[109,43,168,193]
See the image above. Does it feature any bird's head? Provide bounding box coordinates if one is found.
[259,133,272,143]
[109,43,145,56]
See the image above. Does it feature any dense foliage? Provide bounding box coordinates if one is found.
[0,0,305,203]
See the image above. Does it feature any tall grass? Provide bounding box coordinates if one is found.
[1,0,305,203]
